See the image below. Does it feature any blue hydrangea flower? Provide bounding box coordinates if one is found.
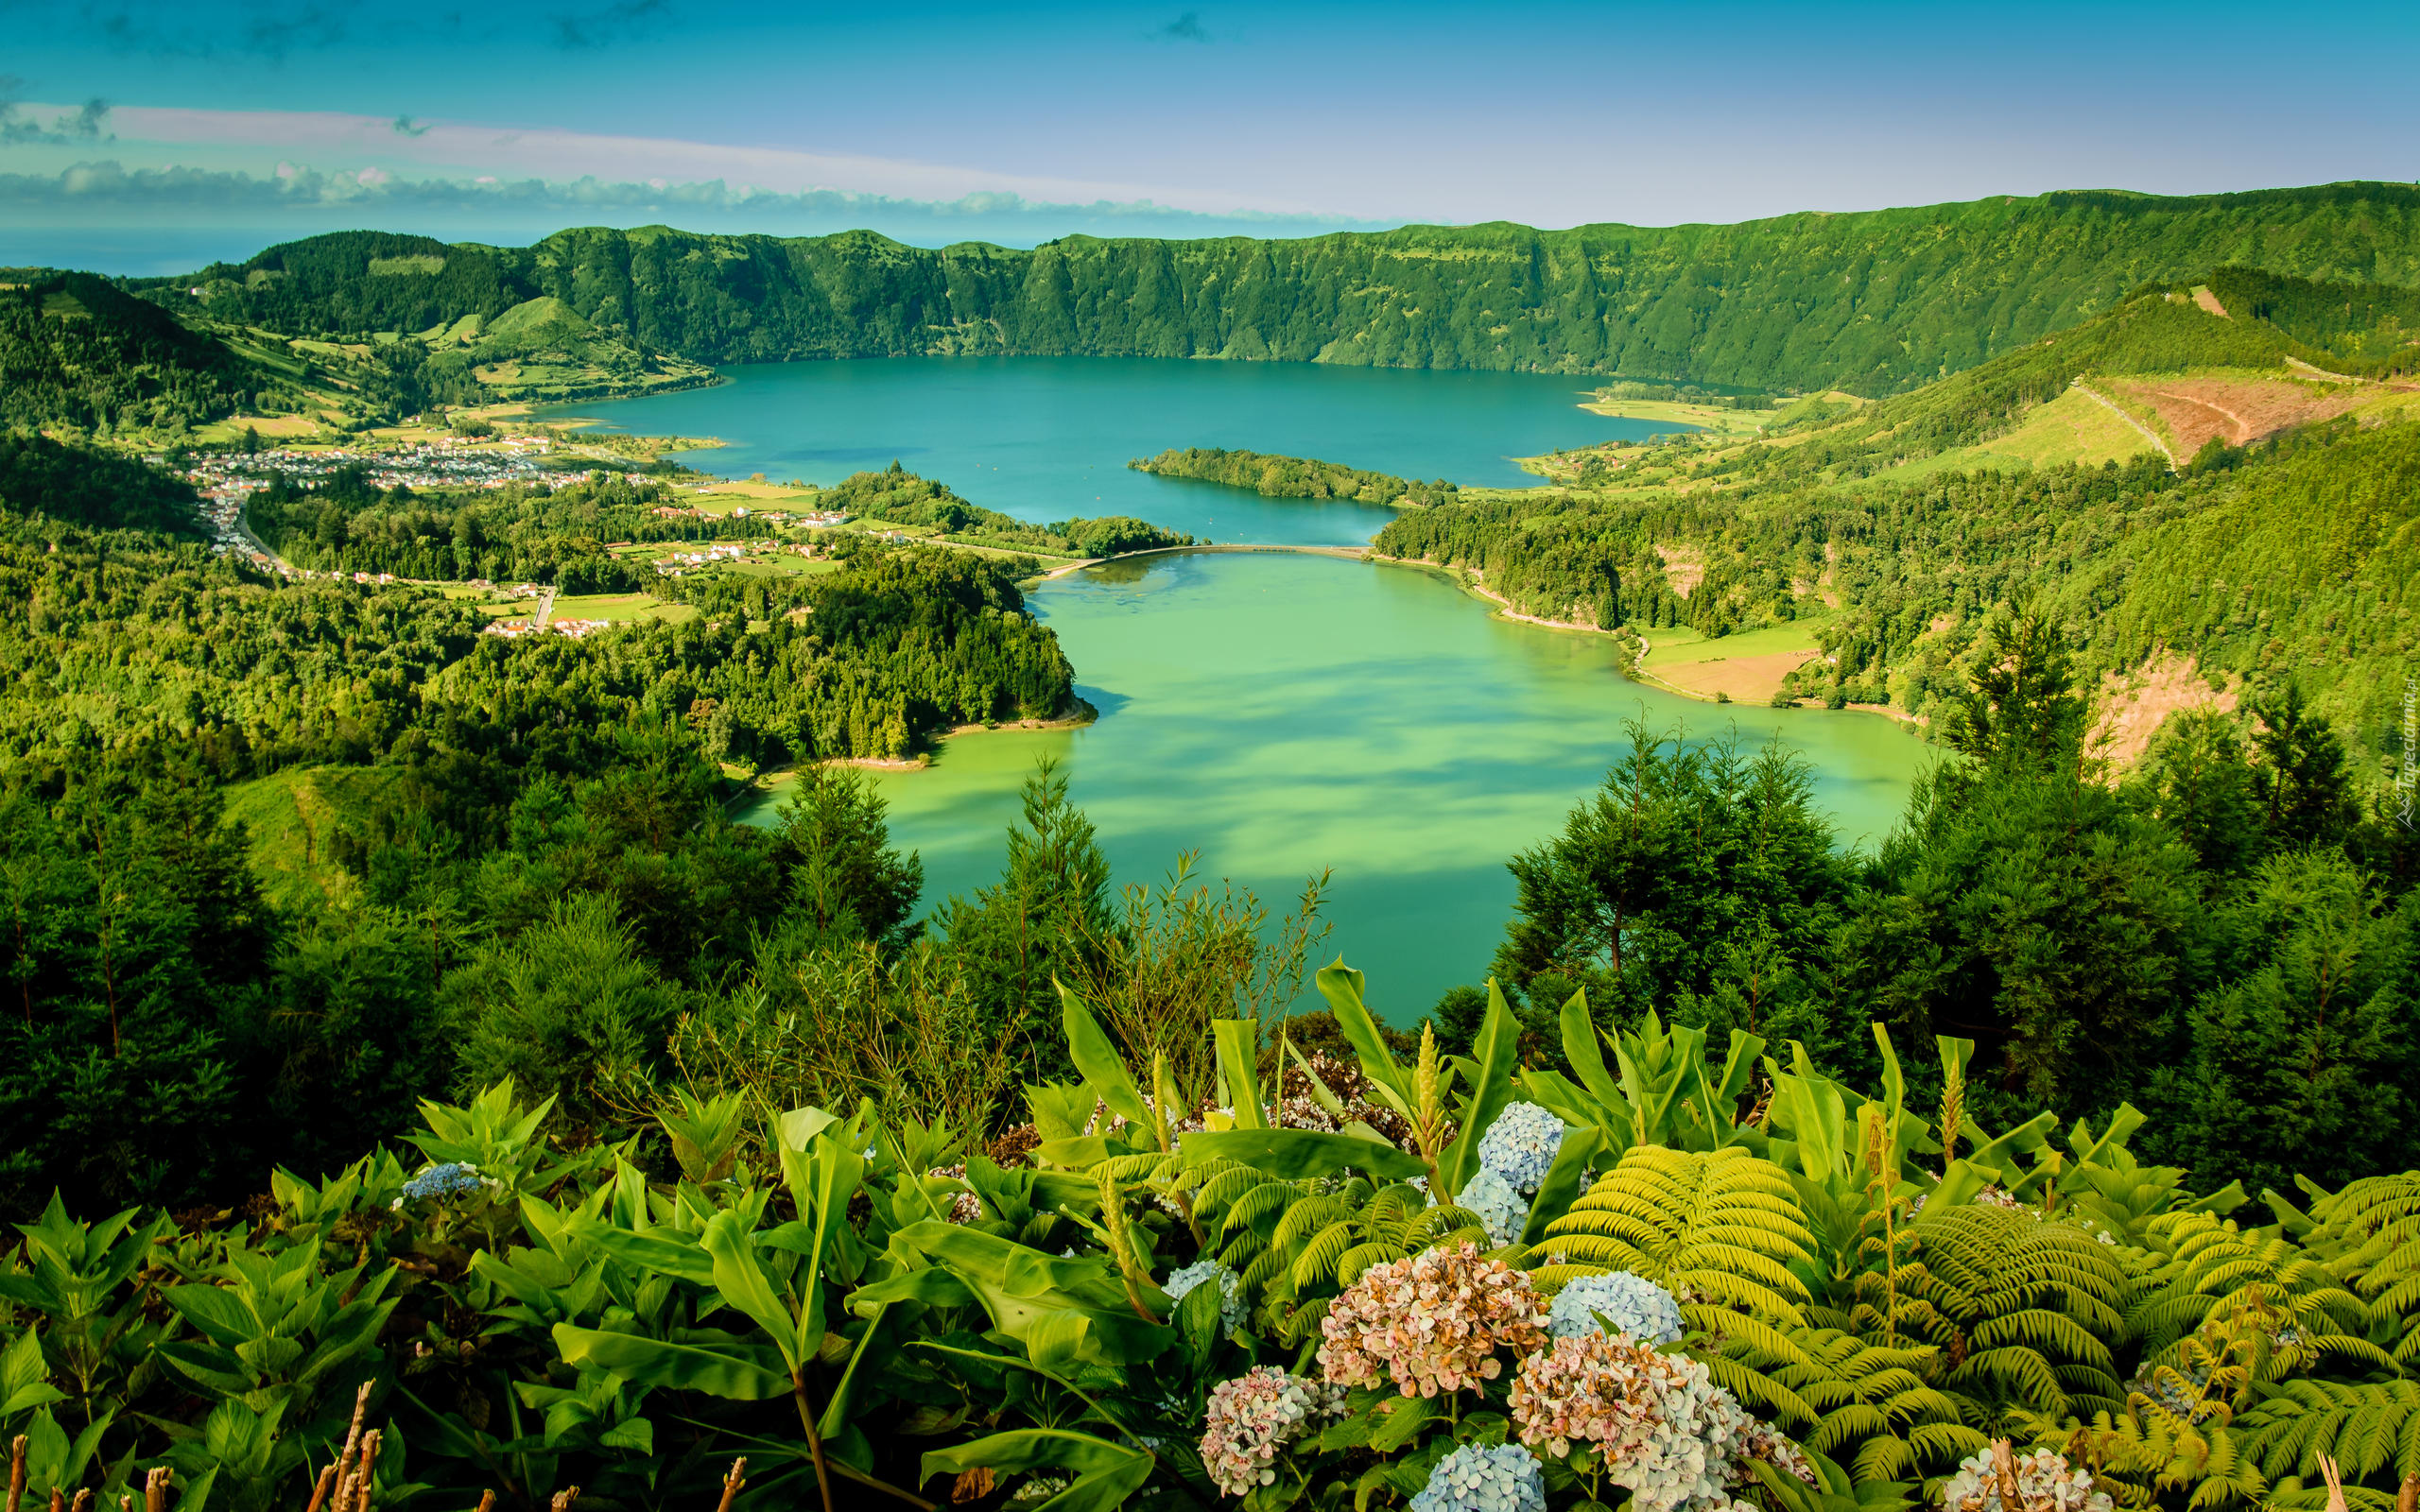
[1458,1166,1529,1247]
[398,1162,489,1202]
[1410,1442,1547,1512]
[1475,1102,1566,1195]
[1549,1269,1685,1343]
[1163,1257,1248,1333]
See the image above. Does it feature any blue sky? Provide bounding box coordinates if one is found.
[6,0,2418,268]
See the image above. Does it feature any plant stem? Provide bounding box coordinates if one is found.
[790,1369,837,1512]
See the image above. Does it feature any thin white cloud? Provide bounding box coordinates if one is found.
[9,100,1330,217]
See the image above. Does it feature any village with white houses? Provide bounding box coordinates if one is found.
[147,425,881,642]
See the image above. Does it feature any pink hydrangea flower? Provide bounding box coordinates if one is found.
[1318,1244,1550,1399]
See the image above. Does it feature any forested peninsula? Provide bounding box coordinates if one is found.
[1131,447,1460,507]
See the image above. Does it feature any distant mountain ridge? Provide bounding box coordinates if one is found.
[136,181,2420,396]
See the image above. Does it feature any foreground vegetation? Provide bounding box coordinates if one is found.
[2,958,2416,1511]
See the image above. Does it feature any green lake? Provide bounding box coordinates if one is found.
[567,358,1936,1019]
[734,551,1932,1020]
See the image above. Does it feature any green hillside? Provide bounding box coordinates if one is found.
[1376,282,2420,767]
[0,269,272,436]
[139,182,2420,395]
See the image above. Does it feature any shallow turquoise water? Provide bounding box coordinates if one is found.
[736,552,1934,1020]
[543,355,1683,545]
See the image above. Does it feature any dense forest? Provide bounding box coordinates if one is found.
[1381,424,2418,753]
[134,182,2420,394]
[0,270,276,435]
[5,540,2415,1508]
[1450,654,2416,1199]
[0,437,1075,782]
[1131,447,1461,507]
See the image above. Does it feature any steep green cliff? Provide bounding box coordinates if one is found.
[143,182,2420,395]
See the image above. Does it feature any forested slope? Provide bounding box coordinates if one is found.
[1373,273,2420,767]
[0,437,1075,776]
[141,181,2420,394]
[0,269,272,434]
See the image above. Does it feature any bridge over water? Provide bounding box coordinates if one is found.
[1041,541,1371,577]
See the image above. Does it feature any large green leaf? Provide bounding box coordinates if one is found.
[1436,980,1520,1199]
[850,1267,979,1311]
[561,1214,717,1286]
[920,1430,1155,1512]
[1178,1128,1424,1181]
[1557,988,1631,1141]
[1313,960,1413,1113]
[774,1132,869,1344]
[1212,1018,1266,1129]
[699,1212,805,1374]
[1519,1122,1603,1245]
[550,1325,789,1400]
[894,1224,1172,1366]
[1056,981,1152,1132]
[0,1326,64,1417]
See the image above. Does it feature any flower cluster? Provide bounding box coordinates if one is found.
[1940,1445,2113,1512]
[394,1162,495,1206]
[1319,1244,1549,1398]
[925,1165,984,1225]
[1549,1271,1685,1344]
[1275,1050,1419,1149]
[1008,1475,1072,1504]
[1509,1332,1786,1512]
[1460,1166,1529,1247]
[1411,1442,1547,1512]
[1166,1258,1249,1334]
[1199,1367,1345,1496]
[1738,1418,1819,1488]
[1476,1102,1566,1195]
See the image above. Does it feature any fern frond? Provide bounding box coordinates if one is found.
[1547,1144,1812,1325]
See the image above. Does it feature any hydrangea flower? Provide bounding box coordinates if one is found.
[1476,1102,1567,1195]
[1319,1243,1550,1399]
[925,1165,984,1225]
[1939,1444,2113,1512]
[1165,1258,1248,1334]
[1549,1270,1685,1344]
[393,1162,496,1207]
[1459,1166,1530,1247]
[1410,1442,1547,1512]
[1199,1367,1346,1496]
[1509,1332,1796,1512]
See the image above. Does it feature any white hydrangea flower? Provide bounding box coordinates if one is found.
[1476,1101,1567,1195]
[1549,1270,1685,1344]
[1410,1442,1547,1512]
[1938,1445,2114,1512]
[1199,1366,1346,1496]
[1511,1335,1776,1512]
[1459,1166,1529,1246]
[1165,1257,1248,1333]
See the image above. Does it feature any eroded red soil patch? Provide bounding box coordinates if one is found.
[2110,376,2365,455]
